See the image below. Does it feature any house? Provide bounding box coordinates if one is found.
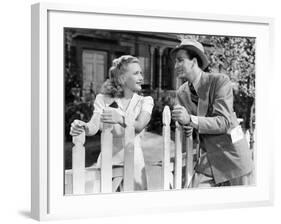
[64,28,189,101]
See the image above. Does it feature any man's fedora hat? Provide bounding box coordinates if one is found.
[170,39,209,70]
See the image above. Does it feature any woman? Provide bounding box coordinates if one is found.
[70,55,154,190]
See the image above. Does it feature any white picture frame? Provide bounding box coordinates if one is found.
[31,2,274,221]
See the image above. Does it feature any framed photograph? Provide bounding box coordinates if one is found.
[31,2,274,221]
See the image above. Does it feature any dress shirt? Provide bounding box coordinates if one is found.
[189,72,202,129]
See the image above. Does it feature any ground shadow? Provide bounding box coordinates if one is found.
[18,210,32,219]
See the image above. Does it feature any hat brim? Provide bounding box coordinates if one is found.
[170,45,209,70]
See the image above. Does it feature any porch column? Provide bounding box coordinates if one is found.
[158,47,165,96]
[149,46,155,90]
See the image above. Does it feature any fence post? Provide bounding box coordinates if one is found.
[123,113,135,191]
[162,106,171,190]
[101,123,113,193]
[174,121,182,189]
[185,136,193,188]
[72,132,86,194]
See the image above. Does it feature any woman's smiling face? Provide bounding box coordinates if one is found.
[123,62,144,92]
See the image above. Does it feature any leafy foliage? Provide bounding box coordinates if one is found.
[64,30,95,140]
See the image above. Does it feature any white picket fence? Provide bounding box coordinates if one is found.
[65,106,196,195]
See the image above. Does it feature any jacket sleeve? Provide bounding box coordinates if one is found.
[198,75,234,134]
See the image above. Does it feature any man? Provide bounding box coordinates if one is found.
[170,38,253,187]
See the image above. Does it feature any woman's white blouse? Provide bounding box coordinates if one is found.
[93,93,154,116]
[93,93,154,166]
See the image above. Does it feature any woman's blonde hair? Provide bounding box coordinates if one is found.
[100,55,140,98]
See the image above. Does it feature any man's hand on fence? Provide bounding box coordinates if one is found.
[70,119,89,136]
[172,105,191,125]
[101,107,123,125]
[182,125,193,138]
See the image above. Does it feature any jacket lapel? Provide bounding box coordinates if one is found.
[177,82,197,115]
[197,72,211,116]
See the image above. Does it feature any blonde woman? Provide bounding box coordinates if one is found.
[70,55,154,190]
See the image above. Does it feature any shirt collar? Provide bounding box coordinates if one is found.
[115,93,137,111]
[191,71,202,93]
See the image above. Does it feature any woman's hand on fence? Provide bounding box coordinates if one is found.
[172,105,191,125]
[101,108,123,125]
[182,125,193,138]
[70,120,88,136]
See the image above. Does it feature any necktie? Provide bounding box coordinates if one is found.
[188,82,198,106]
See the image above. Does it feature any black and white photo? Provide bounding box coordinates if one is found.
[31,3,273,220]
[64,28,256,194]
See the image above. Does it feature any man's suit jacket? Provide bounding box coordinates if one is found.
[176,72,253,184]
